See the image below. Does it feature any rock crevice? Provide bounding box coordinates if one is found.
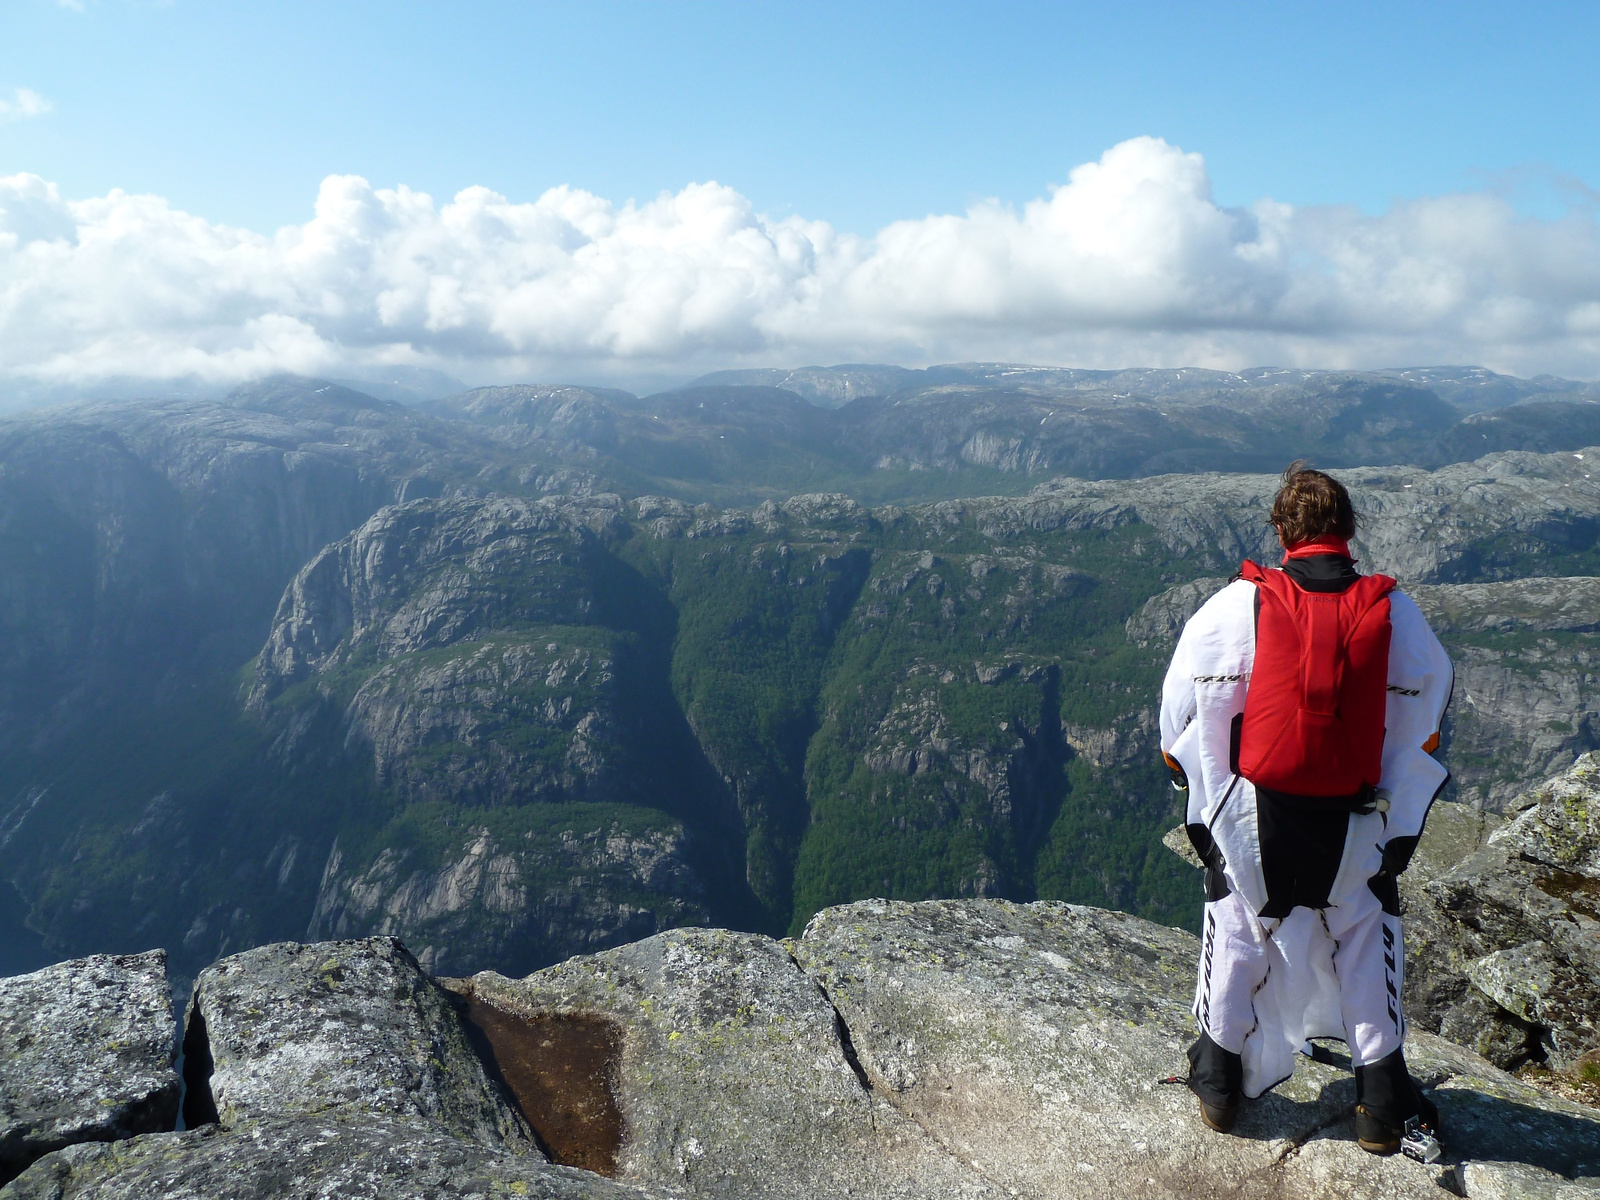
[4,895,1600,1198]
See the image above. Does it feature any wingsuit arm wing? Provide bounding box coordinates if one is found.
[1160,628,1198,762]
[1160,580,1257,831]
[1377,591,1454,871]
[1159,620,1204,829]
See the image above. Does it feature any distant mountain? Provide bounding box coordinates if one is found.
[688,364,925,406]
[1372,365,1600,410]
[434,367,1600,504]
[0,367,468,419]
[690,362,1600,412]
[328,366,468,406]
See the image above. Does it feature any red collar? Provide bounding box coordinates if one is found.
[1282,535,1353,562]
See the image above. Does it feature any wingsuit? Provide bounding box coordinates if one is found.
[1159,533,1453,1145]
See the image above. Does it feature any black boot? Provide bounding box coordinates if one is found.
[1188,1031,1243,1134]
[1353,1049,1441,1155]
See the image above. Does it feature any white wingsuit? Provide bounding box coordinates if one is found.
[1160,572,1453,1098]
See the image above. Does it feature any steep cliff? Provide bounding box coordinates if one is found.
[245,495,725,977]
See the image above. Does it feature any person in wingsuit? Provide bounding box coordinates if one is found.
[1159,463,1453,1154]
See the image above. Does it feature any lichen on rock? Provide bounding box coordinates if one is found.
[0,950,179,1185]
[183,936,532,1150]
[1403,754,1600,1075]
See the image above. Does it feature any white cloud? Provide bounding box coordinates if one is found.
[2,136,1599,387]
[0,88,52,123]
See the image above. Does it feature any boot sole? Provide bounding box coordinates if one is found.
[1356,1136,1400,1155]
[1200,1103,1239,1134]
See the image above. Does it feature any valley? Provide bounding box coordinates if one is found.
[2,366,1599,983]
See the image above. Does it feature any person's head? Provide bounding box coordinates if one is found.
[1270,461,1357,548]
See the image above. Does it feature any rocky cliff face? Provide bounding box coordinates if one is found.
[1412,579,1600,807]
[307,822,707,979]
[1399,754,1600,1079]
[245,495,720,977]
[5,899,1599,1199]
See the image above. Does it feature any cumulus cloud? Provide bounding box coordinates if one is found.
[2,136,1598,387]
[0,89,52,123]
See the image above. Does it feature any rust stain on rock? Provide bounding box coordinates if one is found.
[456,996,624,1177]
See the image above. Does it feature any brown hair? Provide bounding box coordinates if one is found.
[1269,461,1358,546]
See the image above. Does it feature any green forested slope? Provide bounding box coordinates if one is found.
[0,491,1212,976]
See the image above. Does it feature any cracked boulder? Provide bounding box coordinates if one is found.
[1403,755,1600,1072]
[181,936,533,1149]
[0,951,179,1185]
[6,937,664,1200]
[797,899,1600,1199]
[0,1115,658,1200]
[449,926,982,1199]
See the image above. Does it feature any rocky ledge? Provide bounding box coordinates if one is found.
[1398,753,1600,1081]
[0,951,179,1185]
[4,899,1600,1199]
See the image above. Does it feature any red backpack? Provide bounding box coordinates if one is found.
[1237,560,1395,799]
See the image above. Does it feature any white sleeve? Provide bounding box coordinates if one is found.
[1160,579,1257,827]
[1160,627,1198,756]
[1379,591,1454,850]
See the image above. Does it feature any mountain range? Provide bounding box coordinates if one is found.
[2,363,1599,988]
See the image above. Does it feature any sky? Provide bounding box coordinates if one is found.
[1,0,1599,394]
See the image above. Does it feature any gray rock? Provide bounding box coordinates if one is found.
[1404,755,1600,1072]
[1412,577,1600,636]
[1162,824,1204,869]
[185,936,532,1150]
[1435,990,1547,1070]
[250,496,622,701]
[1,1115,656,1200]
[1439,647,1600,809]
[451,927,981,1199]
[778,492,875,529]
[11,904,1600,1199]
[1398,802,1526,1062]
[1462,1160,1600,1199]
[0,951,178,1184]
[1466,942,1586,1033]
[1408,800,1506,881]
[797,898,1600,1198]
[1491,759,1600,876]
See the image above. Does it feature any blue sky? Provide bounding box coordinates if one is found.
[4,1,1597,232]
[1,1,1598,388]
